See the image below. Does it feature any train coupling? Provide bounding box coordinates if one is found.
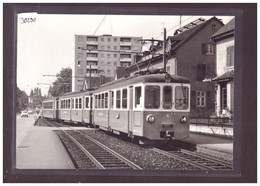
[166,130,174,138]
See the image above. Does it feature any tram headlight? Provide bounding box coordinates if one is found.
[165,73,171,82]
[146,114,155,123]
[180,116,187,124]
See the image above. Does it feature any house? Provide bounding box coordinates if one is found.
[128,17,224,117]
[211,18,235,118]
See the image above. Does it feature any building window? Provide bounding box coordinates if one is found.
[114,54,117,58]
[78,61,81,67]
[120,38,131,42]
[87,45,98,50]
[114,46,117,50]
[212,24,216,30]
[87,61,97,65]
[78,36,84,42]
[120,54,131,58]
[120,46,131,51]
[100,45,104,50]
[107,38,111,42]
[196,91,206,107]
[87,53,98,57]
[197,64,206,81]
[100,37,104,42]
[78,53,84,58]
[114,38,117,42]
[107,53,111,58]
[114,62,117,66]
[202,43,215,55]
[220,83,227,110]
[101,53,104,58]
[227,46,234,67]
[107,69,111,74]
[107,46,111,50]
[78,69,83,74]
[87,37,98,41]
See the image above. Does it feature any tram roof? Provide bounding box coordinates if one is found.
[95,73,190,93]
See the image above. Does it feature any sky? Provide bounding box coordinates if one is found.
[17,14,234,96]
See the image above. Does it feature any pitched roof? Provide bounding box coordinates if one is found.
[211,18,235,41]
[169,16,224,52]
[212,70,234,82]
[128,17,224,72]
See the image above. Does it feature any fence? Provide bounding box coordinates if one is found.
[190,117,233,128]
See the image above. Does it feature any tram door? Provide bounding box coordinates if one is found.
[55,99,59,120]
[128,87,133,134]
[90,96,93,124]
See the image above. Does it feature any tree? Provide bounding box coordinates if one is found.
[48,67,72,97]
[16,87,28,113]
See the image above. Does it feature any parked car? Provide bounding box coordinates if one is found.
[28,110,33,114]
[21,111,29,117]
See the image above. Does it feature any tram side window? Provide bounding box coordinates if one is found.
[135,86,142,108]
[72,99,74,109]
[145,85,160,109]
[122,89,127,109]
[116,90,121,109]
[101,94,104,108]
[68,99,70,109]
[75,98,78,109]
[43,102,53,109]
[175,86,189,110]
[111,91,114,109]
[95,95,98,108]
[98,94,101,108]
[105,93,108,108]
[163,86,172,109]
[85,97,89,109]
[79,98,82,109]
[61,100,64,109]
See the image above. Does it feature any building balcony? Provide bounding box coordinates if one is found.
[86,49,98,53]
[86,57,98,61]
[86,40,98,45]
[86,73,98,77]
[86,65,98,69]
[120,58,132,62]
[120,41,132,46]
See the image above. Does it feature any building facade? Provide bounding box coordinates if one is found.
[211,18,235,118]
[128,17,224,117]
[73,34,142,91]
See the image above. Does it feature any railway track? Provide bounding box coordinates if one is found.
[152,145,233,170]
[42,119,142,170]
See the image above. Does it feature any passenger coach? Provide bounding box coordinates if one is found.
[42,72,191,141]
[92,73,190,141]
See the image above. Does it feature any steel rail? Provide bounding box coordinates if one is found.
[152,147,214,170]
[51,120,142,170]
[78,131,142,170]
[43,119,105,169]
[168,144,233,169]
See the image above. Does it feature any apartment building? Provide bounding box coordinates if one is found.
[73,34,142,91]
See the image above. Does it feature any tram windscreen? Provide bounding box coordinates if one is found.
[163,86,172,109]
[175,86,189,110]
[145,85,160,109]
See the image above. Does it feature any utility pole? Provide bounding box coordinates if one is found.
[163,28,167,72]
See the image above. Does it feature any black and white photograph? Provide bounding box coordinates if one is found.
[3,3,257,183]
